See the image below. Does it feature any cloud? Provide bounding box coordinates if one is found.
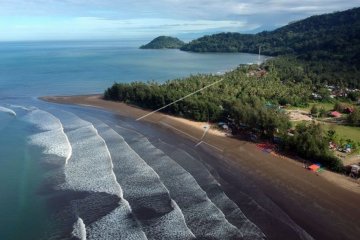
[0,16,258,40]
[1,0,358,18]
[0,0,359,40]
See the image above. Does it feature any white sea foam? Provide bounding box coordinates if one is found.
[41,110,121,195]
[9,104,35,111]
[72,217,87,240]
[86,203,147,240]
[61,124,122,197]
[87,119,195,239]
[29,129,72,162]
[49,111,148,239]
[114,124,245,239]
[157,140,265,239]
[56,110,92,131]
[24,108,72,164]
[23,109,63,131]
[0,106,16,116]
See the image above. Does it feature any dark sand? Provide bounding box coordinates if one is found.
[42,95,360,240]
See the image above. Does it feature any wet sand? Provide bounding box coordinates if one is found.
[42,95,360,240]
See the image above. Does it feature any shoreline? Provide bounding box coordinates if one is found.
[42,94,360,194]
[42,94,360,240]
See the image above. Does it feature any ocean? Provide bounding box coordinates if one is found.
[0,41,305,240]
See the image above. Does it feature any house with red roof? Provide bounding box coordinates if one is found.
[330,111,342,118]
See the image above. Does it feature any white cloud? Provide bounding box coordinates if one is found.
[1,0,358,17]
[0,16,258,40]
[0,0,359,40]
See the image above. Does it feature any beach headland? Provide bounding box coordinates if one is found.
[42,95,360,240]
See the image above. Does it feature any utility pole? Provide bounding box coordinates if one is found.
[258,45,261,63]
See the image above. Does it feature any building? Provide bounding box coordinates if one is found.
[330,111,342,118]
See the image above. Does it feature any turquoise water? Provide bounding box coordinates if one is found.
[0,41,272,240]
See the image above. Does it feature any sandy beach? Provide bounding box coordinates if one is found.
[43,95,360,240]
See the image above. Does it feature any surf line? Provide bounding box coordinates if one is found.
[136,78,224,121]
[0,106,17,116]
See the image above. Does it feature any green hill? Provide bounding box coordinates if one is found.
[140,36,185,49]
[181,7,360,59]
[181,8,360,87]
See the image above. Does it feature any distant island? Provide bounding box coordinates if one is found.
[140,36,185,49]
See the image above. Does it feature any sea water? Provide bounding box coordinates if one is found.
[0,111,52,239]
[0,41,273,240]
[0,41,266,98]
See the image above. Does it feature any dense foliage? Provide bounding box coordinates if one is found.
[140,36,185,49]
[104,65,311,121]
[224,97,291,138]
[263,56,360,88]
[348,108,360,126]
[282,122,343,171]
[181,7,360,87]
[181,7,360,57]
[104,66,296,138]
[104,64,346,171]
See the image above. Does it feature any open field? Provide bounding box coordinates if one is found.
[321,123,360,143]
[287,102,335,112]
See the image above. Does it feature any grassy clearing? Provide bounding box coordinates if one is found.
[321,123,360,143]
[287,102,335,112]
[290,121,360,143]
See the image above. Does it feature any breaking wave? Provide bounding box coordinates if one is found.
[0,106,16,116]
[113,124,246,239]
[72,217,87,240]
[84,118,195,239]
[9,104,35,111]
[46,110,147,239]
[24,108,72,164]
[156,140,266,239]
[52,112,122,197]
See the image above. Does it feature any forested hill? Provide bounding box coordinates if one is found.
[181,7,360,87]
[140,36,185,49]
[180,7,360,60]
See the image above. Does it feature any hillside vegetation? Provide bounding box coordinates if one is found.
[181,7,360,87]
[140,36,185,49]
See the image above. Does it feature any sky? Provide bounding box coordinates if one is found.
[0,0,359,41]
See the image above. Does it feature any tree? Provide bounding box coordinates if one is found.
[319,107,327,117]
[334,102,348,113]
[180,7,360,88]
[282,122,343,171]
[347,91,360,102]
[310,105,319,116]
[347,107,360,126]
[326,129,337,142]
